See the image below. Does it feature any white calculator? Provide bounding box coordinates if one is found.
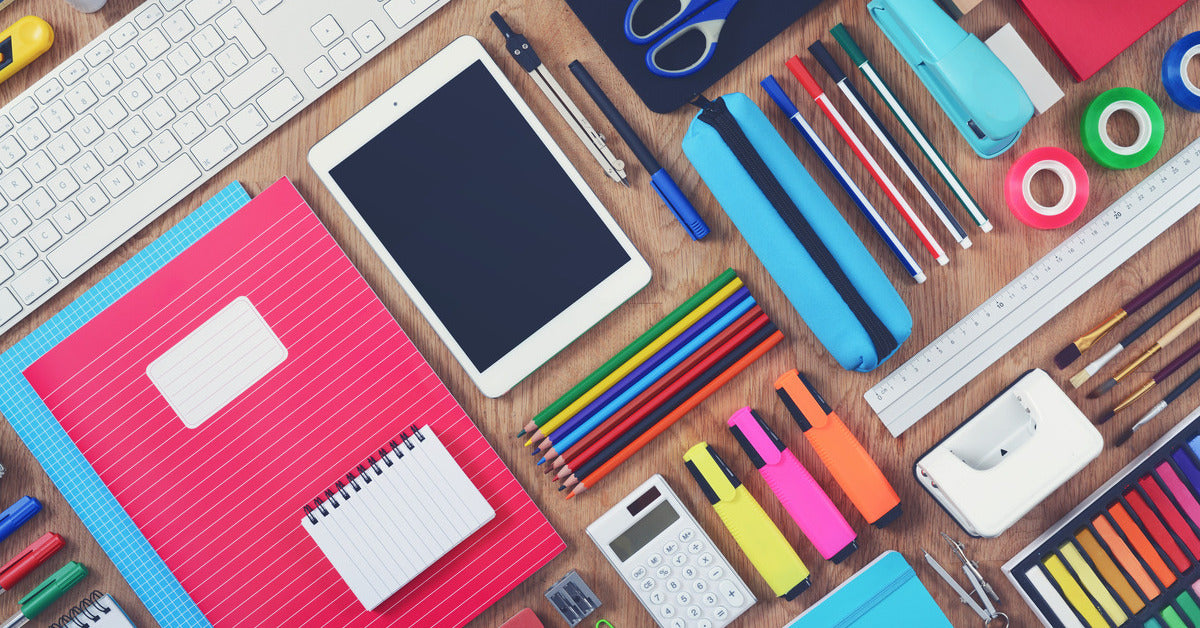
[587,474,756,628]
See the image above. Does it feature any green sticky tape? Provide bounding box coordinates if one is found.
[1081,87,1164,169]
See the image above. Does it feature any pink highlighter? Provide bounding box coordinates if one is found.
[727,407,857,563]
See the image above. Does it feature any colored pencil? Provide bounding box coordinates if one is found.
[1100,337,1200,426]
[517,269,736,437]
[1054,249,1200,369]
[551,311,769,475]
[538,287,751,451]
[808,41,969,248]
[527,277,743,445]
[1089,304,1200,398]
[565,326,783,498]
[829,23,990,231]
[760,75,925,284]
[539,293,756,456]
[1119,362,1200,444]
[1071,276,1200,388]
[785,55,948,265]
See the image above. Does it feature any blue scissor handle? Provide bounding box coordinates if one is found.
[644,0,739,77]
[624,0,710,44]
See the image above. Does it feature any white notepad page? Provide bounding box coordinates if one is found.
[302,426,495,610]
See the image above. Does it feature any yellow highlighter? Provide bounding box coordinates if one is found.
[683,442,811,600]
[0,16,53,85]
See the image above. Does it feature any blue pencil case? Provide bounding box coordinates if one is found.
[785,551,953,628]
[682,93,910,371]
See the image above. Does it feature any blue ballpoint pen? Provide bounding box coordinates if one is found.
[0,497,41,545]
[761,75,925,283]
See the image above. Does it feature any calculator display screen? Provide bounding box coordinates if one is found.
[610,501,679,562]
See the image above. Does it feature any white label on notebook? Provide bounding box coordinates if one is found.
[147,296,287,428]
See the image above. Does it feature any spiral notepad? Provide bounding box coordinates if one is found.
[302,424,495,610]
[49,591,136,628]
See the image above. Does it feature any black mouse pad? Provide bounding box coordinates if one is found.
[563,0,825,113]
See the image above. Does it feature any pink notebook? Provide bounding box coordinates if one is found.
[23,178,563,626]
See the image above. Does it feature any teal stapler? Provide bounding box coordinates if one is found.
[868,0,1033,159]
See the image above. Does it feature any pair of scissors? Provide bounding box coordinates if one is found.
[623,0,741,78]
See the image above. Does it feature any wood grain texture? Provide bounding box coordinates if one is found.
[1,0,1198,626]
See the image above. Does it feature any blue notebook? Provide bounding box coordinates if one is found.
[0,182,250,628]
[786,551,953,628]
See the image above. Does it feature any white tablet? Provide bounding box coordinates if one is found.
[309,36,651,398]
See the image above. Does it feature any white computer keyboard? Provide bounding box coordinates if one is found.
[0,0,450,335]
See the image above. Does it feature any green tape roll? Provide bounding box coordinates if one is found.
[1081,87,1164,169]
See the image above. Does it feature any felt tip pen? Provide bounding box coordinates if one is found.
[0,533,65,593]
[569,60,710,240]
[0,497,41,545]
[683,442,811,600]
[0,561,87,628]
[774,370,902,527]
[727,407,857,563]
[760,75,924,284]
[785,54,948,265]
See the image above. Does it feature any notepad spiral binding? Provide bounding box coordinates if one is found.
[49,590,112,628]
[304,424,426,524]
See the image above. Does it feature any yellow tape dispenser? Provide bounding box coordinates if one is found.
[0,16,52,84]
[683,442,811,600]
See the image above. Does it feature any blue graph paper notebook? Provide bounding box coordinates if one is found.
[0,182,250,628]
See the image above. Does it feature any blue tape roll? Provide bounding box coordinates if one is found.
[1163,32,1200,112]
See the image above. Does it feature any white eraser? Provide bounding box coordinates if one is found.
[986,24,1064,114]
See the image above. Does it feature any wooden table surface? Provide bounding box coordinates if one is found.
[1,0,1199,626]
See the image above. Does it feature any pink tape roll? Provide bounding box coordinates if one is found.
[1005,147,1089,229]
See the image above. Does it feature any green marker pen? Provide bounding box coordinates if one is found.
[1,561,87,628]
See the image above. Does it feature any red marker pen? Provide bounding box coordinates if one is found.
[0,533,64,594]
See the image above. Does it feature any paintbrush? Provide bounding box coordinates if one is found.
[1098,337,1200,425]
[1115,360,1200,445]
[1089,304,1200,398]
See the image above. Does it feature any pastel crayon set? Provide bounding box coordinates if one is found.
[1005,403,1200,627]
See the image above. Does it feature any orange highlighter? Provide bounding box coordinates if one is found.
[775,369,901,528]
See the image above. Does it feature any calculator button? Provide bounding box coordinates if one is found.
[677,591,691,605]
[719,581,746,606]
[646,554,663,568]
[714,607,730,621]
[649,590,666,605]
[692,579,708,593]
[679,528,696,542]
[640,578,655,592]
[671,553,687,566]
[665,579,681,592]
[655,566,671,579]
[688,541,704,554]
[698,621,713,628]
[663,541,679,554]
[686,606,703,619]
[669,620,685,628]
[707,566,724,580]
[660,605,675,618]
[702,592,718,606]
[631,566,647,580]
[698,553,714,566]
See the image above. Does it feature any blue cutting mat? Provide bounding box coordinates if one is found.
[0,182,251,628]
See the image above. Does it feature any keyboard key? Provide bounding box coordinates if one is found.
[48,135,80,164]
[167,43,200,74]
[70,115,103,146]
[193,61,223,93]
[0,170,30,200]
[149,132,182,160]
[251,0,282,14]
[76,184,108,215]
[216,44,247,75]
[42,100,73,132]
[114,47,148,78]
[49,156,201,277]
[134,3,165,28]
[172,112,204,143]
[163,12,195,43]
[162,0,186,9]
[34,78,63,104]
[89,65,122,96]
[228,106,266,143]
[95,135,128,165]
[144,98,176,129]
[30,221,60,250]
[216,8,266,57]
[64,83,99,114]
[124,148,156,179]
[222,55,281,107]
[0,208,30,237]
[305,57,335,88]
[353,21,384,52]
[96,99,128,128]
[256,78,301,121]
[0,136,25,167]
[167,80,200,110]
[110,22,138,48]
[16,118,49,149]
[84,40,114,67]
[70,153,103,184]
[61,60,88,86]
[118,115,151,147]
[191,128,235,169]
[311,15,343,47]
[197,95,229,125]
[186,0,231,25]
[118,78,152,110]
[100,166,133,197]
[10,98,36,122]
[329,39,360,70]
[0,116,15,136]
[138,29,171,61]
[385,0,430,28]
[145,60,176,92]
[47,171,79,201]
[4,238,33,269]
[193,25,224,57]
[24,188,53,219]
[0,264,13,287]
[24,151,54,182]
[51,202,84,233]
[12,261,58,304]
